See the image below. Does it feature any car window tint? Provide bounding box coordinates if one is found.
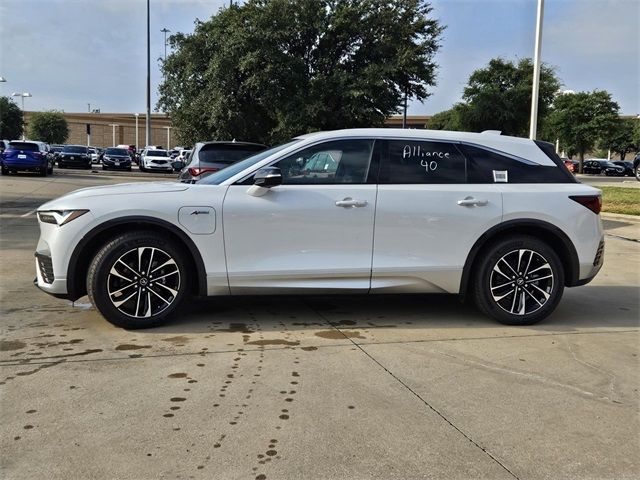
[462,144,570,183]
[380,140,465,184]
[8,142,39,151]
[273,139,374,185]
[199,145,266,164]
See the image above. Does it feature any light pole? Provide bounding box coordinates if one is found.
[135,113,140,149]
[109,124,119,147]
[12,92,32,139]
[164,126,171,150]
[161,28,170,64]
[529,0,544,140]
[146,0,151,147]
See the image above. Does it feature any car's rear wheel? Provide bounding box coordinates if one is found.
[1,165,8,175]
[39,166,47,177]
[87,231,189,329]
[472,235,564,325]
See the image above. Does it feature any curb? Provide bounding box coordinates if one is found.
[601,212,640,223]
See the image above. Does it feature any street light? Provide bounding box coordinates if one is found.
[135,113,140,149]
[529,0,544,140]
[109,124,119,147]
[12,92,32,140]
[146,0,151,147]
[164,126,171,150]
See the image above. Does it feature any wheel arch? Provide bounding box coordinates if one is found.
[459,219,580,298]
[66,216,207,301]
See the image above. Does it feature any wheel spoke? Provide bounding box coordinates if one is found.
[117,259,140,277]
[151,258,177,274]
[493,263,511,280]
[137,247,144,273]
[155,282,178,297]
[148,286,171,305]
[500,257,519,277]
[145,292,152,317]
[510,288,519,313]
[146,248,155,276]
[523,250,534,276]
[530,283,551,300]
[110,281,136,297]
[528,263,550,275]
[134,289,142,317]
[114,290,137,308]
[493,288,515,302]
[152,270,178,282]
[523,287,544,307]
[518,291,526,315]
[516,249,524,274]
[530,274,553,282]
[491,281,513,291]
[109,265,132,282]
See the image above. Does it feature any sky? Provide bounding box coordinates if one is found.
[0,0,638,116]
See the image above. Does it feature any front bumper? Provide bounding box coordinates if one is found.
[34,254,69,298]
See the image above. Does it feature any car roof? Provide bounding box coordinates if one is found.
[294,128,555,166]
[195,141,267,148]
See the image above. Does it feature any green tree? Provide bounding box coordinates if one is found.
[426,58,560,136]
[426,103,466,131]
[460,58,560,136]
[0,96,23,140]
[159,0,444,145]
[28,111,69,144]
[545,90,620,172]
[600,118,636,160]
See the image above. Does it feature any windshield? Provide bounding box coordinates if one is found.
[147,150,168,157]
[105,148,128,155]
[200,140,301,185]
[64,146,88,153]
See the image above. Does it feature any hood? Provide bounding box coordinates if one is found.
[39,182,189,209]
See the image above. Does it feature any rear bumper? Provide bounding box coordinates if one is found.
[2,160,45,169]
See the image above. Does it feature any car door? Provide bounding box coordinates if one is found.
[371,139,503,294]
[222,139,379,294]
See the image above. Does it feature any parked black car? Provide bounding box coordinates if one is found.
[101,147,132,171]
[582,159,625,176]
[611,161,634,176]
[177,141,268,183]
[58,145,92,169]
[633,153,640,181]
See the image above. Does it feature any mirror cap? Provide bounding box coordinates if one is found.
[254,167,282,188]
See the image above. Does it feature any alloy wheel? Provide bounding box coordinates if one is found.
[489,249,554,316]
[107,246,181,318]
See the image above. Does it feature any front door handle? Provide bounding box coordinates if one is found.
[335,197,368,208]
[457,196,488,207]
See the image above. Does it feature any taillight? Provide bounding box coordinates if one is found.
[570,195,601,214]
[188,167,219,177]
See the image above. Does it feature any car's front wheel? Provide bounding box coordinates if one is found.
[87,231,189,329]
[473,235,564,325]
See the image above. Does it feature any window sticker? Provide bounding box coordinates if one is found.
[493,170,508,183]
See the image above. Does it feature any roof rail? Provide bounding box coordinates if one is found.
[481,130,502,135]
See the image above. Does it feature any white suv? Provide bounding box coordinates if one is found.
[140,148,172,172]
[34,129,604,329]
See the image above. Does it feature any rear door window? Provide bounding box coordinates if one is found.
[379,140,466,184]
[461,144,572,183]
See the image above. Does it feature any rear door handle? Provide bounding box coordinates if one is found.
[457,196,488,207]
[335,197,368,208]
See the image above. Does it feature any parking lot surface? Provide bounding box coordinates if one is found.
[1,171,639,480]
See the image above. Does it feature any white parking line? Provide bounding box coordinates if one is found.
[20,209,36,218]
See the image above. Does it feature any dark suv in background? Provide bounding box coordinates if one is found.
[177,141,267,183]
[58,145,92,169]
[101,147,132,171]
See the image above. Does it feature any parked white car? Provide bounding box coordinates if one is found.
[140,148,172,172]
[34,128,604,329]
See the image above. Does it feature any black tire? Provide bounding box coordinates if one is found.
[39,166,47,177]
[0,165,7,175]
[87,231,189,329]
[472,235,564,326]
[636,168,640,182]
[47,163,53,174]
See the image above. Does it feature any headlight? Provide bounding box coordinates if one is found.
[37,209,89,226]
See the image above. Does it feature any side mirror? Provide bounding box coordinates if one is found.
[253,167,282,188]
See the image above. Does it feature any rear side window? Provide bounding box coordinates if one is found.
[8,142,39,151]
[199,144,266,165]
[379,140,466,184]
[461,144,572,184]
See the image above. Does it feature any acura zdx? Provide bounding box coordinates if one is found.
[34,129,604,329]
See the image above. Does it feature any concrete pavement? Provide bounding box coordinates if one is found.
[1,172,638,480]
